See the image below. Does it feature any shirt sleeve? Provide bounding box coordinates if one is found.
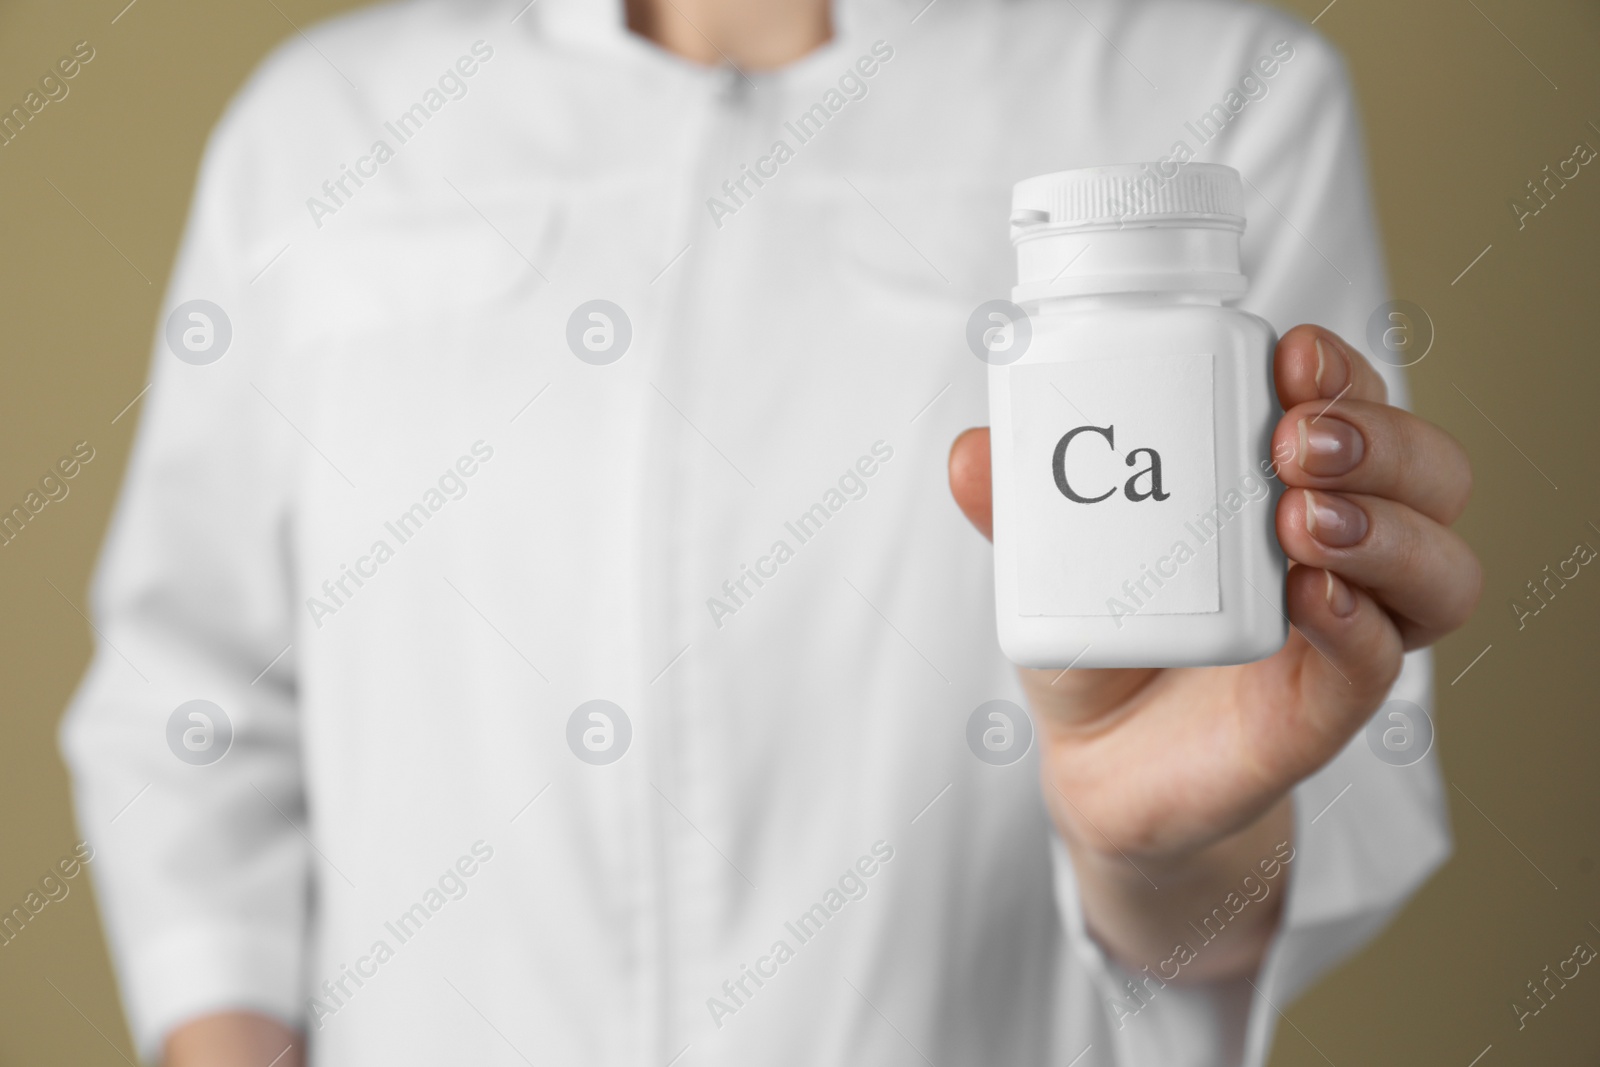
[57,66,310,1062]
[1044,18,1451,1067]
[1049,652,1448,1067]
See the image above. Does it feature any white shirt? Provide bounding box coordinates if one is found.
[61,1,1450,1063]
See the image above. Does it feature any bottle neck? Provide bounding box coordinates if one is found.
[1011,218,1247,305]
[1026,291,1227,316]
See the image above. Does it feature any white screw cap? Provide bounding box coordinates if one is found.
[1012,162,1245,231]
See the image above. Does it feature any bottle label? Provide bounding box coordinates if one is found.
[1010,352,1220,619]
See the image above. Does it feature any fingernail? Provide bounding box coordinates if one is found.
[1324,570,1357,618]
[1297,416,1364,476]
[1313,336,1347,397]
[1303,489,1368,547]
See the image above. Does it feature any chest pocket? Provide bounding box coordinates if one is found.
[271,193,564,350]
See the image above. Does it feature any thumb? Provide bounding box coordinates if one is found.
[948,427,993,540]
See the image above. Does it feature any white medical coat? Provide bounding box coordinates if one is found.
[62,0,1450,1063]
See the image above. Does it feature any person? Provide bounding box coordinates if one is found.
[60,0,1478,1064]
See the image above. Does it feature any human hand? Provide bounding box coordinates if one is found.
[948,325,1478,977]
[164,1010,303,1067]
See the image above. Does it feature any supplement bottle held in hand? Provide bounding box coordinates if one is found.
[986,163,1288,669]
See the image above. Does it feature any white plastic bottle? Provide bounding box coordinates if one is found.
[986,163,1287,669]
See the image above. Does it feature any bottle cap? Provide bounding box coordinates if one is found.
[1011,162,1245,232]
[1009,163,1250,303]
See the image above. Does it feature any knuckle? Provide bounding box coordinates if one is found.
[1450,546,1485,627]
[1443,430,1475,520]
[1369,406,1435,504]
[1387,501,1430,578]
[1338,334,1388,403]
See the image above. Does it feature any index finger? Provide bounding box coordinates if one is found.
[1274,324,1390,410]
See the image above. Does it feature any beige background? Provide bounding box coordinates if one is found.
[2,0,1597,1063]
